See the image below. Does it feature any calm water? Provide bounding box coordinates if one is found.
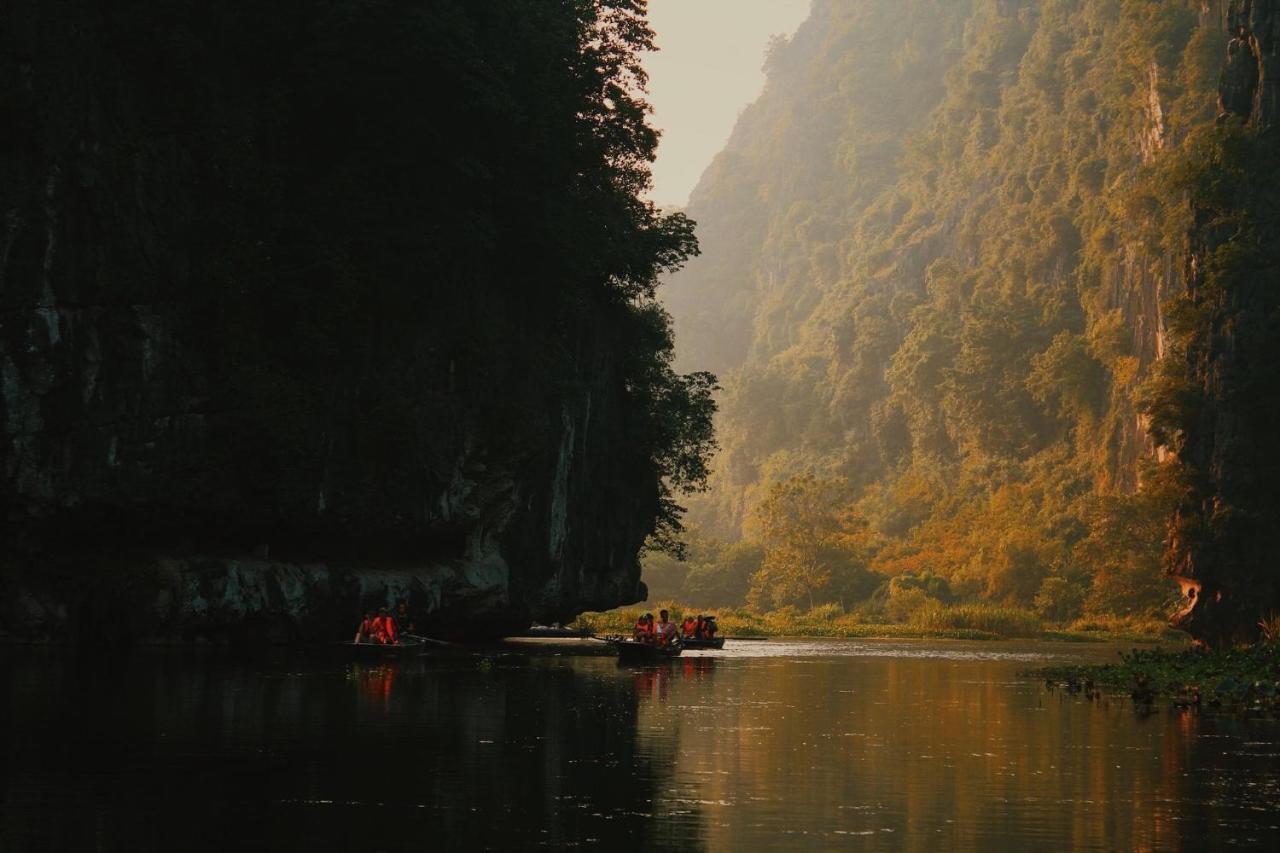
[3,639,1279,851]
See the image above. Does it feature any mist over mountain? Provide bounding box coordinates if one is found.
[658,0,1279,645]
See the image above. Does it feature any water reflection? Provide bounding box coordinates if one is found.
[0,650,703,852]
[2,643,1279,851]
[627,656,717,703]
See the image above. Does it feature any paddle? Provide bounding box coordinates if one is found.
[403,632,456,647]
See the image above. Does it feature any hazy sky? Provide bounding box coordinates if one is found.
[643,0,811,208]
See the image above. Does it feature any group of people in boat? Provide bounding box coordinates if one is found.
[632,609,717,646]
[353,601,416,645]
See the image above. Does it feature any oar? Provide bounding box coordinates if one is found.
[404,632,457,647]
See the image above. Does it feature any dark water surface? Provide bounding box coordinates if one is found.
[3,639,1279,851]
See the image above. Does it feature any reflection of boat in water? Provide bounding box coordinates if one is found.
[608,638,682,663]
[339,639,427,658]
[679,637,725,650]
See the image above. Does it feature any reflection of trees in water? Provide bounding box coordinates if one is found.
[10,651,1278,851]
[0,652,709,851]
[1169,710,1280,850]
[629,656,1280,851]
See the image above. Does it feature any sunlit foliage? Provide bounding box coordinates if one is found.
[656,0,1228,616]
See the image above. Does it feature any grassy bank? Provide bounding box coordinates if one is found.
[571,602,1181,643]
[1031,644,1280,713]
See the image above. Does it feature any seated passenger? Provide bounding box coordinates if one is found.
[702,616,718,639]
[374,607,399,645]
[393,600,416,636]
[681,615,698,638]
[636,613,658,644]
[354,610,377,644]
[656,609,679,647]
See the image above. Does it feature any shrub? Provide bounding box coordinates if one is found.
[910,603,1042,637]
[1260,612,1280,645]
[805,602,846,622]
[1033,576,1086,623]
[885,587,936,623]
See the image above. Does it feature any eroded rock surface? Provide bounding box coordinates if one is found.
[1,1,675,642]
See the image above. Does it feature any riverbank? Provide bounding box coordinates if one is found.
[1031,643,1280,713]
[571,603,1184,643]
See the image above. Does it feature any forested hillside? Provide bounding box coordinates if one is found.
[654,0,1276,641]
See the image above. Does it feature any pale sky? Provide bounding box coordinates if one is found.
[643,0,812,208]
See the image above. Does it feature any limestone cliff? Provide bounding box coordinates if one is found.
[1164,0,1280,644]
[0,1,705,642]
[658,0,1237,618]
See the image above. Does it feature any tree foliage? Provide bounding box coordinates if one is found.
[654,0,1225,616]
[2,0,715,563]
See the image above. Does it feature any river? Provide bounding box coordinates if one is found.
[3,639,1278,851]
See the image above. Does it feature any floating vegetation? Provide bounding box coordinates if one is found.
[1029,643,1280,715]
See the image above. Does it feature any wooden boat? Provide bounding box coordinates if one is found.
[678,636,725,650]
[517,625,590,639]
[608,638,682,662]
[340,638,428,658]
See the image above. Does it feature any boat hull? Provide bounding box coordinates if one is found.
[612,640,682,662]
[340,640,427,657]
[679,637,725,650]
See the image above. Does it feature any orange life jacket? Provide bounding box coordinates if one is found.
[374,615,398,644]
[358,618,377,640]
[682,618,697,637]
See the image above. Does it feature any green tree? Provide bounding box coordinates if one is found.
[682,541,763,607]
[747,474,869,610]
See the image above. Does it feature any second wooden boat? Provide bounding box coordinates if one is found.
[678,636,726,650]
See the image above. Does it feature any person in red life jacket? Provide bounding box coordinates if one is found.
[656,609,678,647]
[374,607,399,645]
[354,610,377,644]
[681,614,698,638]
[634,612,657,644]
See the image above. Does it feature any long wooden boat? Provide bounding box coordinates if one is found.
[678,636,725,650]
[608,638,682,662]
[340,638,428,657]
[517,626,590,639]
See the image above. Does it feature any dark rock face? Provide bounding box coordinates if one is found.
[1228,0,1280,128]
[1218,30,1259,119]
[1167,1,1280,646]
[0,1,669,642]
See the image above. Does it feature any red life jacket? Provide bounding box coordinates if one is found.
[377,615,399,644]
[359,618,377,640]
[682,618,697,637]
